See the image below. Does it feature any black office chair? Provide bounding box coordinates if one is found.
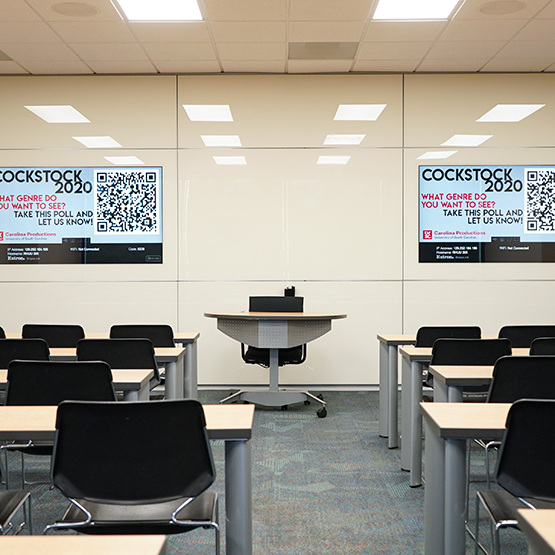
[497,325,555,348]
[76,338,161,391]
[2,360,116,489]
[21,324,85,348]
[0,327,5,339]
[426,338,511,395]
[44,399,219,554]
[415,325,481,347]
[529,337,555,355]
[109,324,175,347]
[474,399,555,555]
[0,489,32,535]
[0,339,50,368]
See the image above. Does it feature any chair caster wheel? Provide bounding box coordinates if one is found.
[281,405,288,411]
[304,400,311,405]
[317,407,327,418]
[317,394,324,401]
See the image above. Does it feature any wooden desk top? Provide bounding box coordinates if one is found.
[204,311,346,321]
[0,535,167,555]
[0,369,153,391]
[518,509,555,554]
[420,402,511,440]
[48,346,186,361]
[5,332,200,343]
[428,365,494,386]
[0,403,255,442]
[400,346,529,361]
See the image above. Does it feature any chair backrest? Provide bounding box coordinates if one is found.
[415,326,481,347]
[6,360,116,406]
[495,399,555,502]
[76,338,160,385]
[0,327,5,339]
[109,324,175,347]
[487,356,555,403]
[430,338,511,365]
[52,399,216,504]
[0,339,50,368]
[530,337,555,355]
[497,325,555,348]
[21,324,85,348]
[249,296,303,313]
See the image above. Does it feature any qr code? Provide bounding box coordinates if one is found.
[525,169,555,232]
[94,170,159,234]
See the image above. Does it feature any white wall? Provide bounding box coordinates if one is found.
[0,73,554,387]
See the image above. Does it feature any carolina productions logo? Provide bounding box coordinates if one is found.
[423,230,432,240]
[0,231,3,241]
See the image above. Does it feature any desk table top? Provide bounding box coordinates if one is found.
[204,311,346,321]
[518,509,555,554]
[428,365,494,385]
[420,402,511,440]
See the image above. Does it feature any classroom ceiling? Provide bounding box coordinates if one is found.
[0,0,554,75]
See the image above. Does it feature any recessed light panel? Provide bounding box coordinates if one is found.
[183,105,234,122]
[114,0,202,21]
[317,156,351,165]
[442,134,492,147]
[324,134,366,145]
[334,105,386,121]
[417,151,457,160]
[73,136,121,148]
[213,156,246,165]
[25,105,90,123]
[476,104,545,122]
[201,135,242,147]
[373,0,461,20]
[105,156,145,165]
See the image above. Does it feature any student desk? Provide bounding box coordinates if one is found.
[0,535,167,554]
[399,346,527,487]
[0,368,153,401]
[421,402,510,555]
[6,332,200,400]
[518,509,555,555]
[48,346,187,400]
[428,364,494,402]
[205,311,346,407]
[376,334,416,448]
[0,403,255,555]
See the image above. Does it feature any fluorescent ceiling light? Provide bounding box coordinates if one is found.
[324,134,366,145]
[317,155,351,165]
[417,151,457,160]
[201,135,242,147]
[114,0,202,21]
[442,134,492,147]
[105,156,145,165]
[183,105,233,122]
[25,105,89,123]
[334,104,386,121]
[73,136,121,148]
[213,156,246,165]
[373,0,460,20]
[476,104,545,122]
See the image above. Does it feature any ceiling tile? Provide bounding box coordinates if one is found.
[513,19,555,40]
[439,18,527,40]
[25,0,121,21]
[481,57,554,71]
[363,21,446,42]
[0,60,28,73]
[289,22,365,42]
[129,22,212,43]
[289,0,373,21]
[88,60,158,73]
[19,60,94,73]
[70,42,149,61]
[142,43,217,61]
[496,40,555,58]
[156,60,221,72]
[425,40,506,59]
[210,22,286,42]
[353,59,420,72]
[358,42,432,60]
[0,21,61,43]
[416,58,489,71]
[50,21,136,43]
[0,0,42,21]
[203,0,287,21]
[455,0,550,20]
[287,59,353,73]
[0,41,78,61]
[217,43,285,61]
[221,60,286,72]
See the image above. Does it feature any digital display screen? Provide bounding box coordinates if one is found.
[419,165,555,263]
[0,167,162,264]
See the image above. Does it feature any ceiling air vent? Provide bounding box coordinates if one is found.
[288,42,358,60]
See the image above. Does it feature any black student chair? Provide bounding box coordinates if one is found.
[76,338,161,391]
[0,490,32,535]
[0,327,5,339]
[0,339,50,368]
[2,360,116,489]
[21,324,85,348]
[109,324,175,347]
[529,337,555,355]
[474,399,555,555]
[44,399,220,554]
[415,325,481,347]
[497,325,555,348]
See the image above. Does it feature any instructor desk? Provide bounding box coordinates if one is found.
[0,403,254,555]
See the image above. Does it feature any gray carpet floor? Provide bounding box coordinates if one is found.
[4,391,528,554]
